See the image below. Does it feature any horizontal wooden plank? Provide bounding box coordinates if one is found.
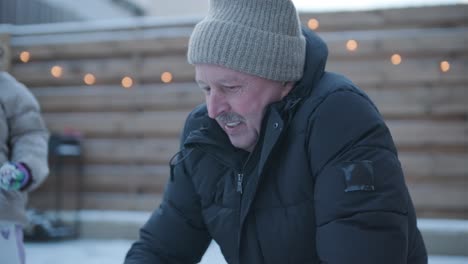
[11,55,195,87]
[82,138,179,164]
[400,152,468,179]
[10,28,192,60]
[37,164,170,194]
[32,83,204,112]
[414,209,468,219]
[387,120,468,148]
[28,192,163,211]
[43,111,188,137]
[324,27,468,58]
[299,5,468,32]
[9,16,198,36]
[366,85,468,117]
[327,56,468,86]
[408,182,468,210]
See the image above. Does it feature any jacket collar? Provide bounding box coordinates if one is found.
[278,26,328,114]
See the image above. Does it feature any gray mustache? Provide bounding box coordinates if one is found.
[216,112,245,124]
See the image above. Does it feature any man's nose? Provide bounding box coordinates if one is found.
[207,90,228,119]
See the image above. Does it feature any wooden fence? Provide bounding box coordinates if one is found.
[0,0,79,25]
[1,4,467,218]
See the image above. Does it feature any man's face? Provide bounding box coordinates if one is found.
[195,64,292,152]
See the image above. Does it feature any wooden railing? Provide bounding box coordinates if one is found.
[1,4,467,218]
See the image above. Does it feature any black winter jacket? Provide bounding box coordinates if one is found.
[125,28,427,264]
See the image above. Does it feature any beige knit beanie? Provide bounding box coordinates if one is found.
[187,0,306,82]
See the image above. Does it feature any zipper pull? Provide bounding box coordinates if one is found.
[237,173,244,194]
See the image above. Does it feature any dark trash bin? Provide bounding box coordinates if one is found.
[24,132,83,241]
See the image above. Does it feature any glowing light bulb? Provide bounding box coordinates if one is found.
[346,40,358,52]
[19,51,30,63]
[122,76,133,88]
[50,66,63,78]
[440,61,450,73]
[391,54,402,65]
[84,73,96,85]
[308,18,319,30]
[161,72,173,83]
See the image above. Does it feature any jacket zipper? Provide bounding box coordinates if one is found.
[236,148,256,195]
[236,173,244,194]
[237,153,253,195]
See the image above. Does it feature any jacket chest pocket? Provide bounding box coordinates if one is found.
[198,171,240,209]
[198,170,240,232]
[199,173,241,264]
[254,199,319,263]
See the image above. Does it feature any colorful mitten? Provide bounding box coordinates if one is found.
[0,162,31,191]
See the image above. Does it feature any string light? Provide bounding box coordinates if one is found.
[346,40,358,52]
[391,54,402,65]
[19,51,30,63]
[50,66,63,78]
[84,73,96,85]
[161,72,173,83]
[121,76,133,89]
[440,61,450,73]
[307,18,319,30]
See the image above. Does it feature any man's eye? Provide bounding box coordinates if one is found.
[202,87,211,94]
[224,86,240,92]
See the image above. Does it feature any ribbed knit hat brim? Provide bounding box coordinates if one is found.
[187,0,306,82]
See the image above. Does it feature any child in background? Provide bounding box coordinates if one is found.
[0,71,49,264]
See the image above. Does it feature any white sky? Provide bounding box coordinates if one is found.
[291,0,467,12]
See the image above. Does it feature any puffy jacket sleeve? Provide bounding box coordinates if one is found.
[125,112,211,263]
[2,73,49,190]
[308,90,412,263]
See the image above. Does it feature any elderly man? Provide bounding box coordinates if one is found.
[125,0,427,263]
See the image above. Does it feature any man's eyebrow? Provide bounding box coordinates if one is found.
[196,77,244,88]
[223,75,244,82]
[196,80,209,89]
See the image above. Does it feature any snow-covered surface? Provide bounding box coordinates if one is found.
[25,239,468,264]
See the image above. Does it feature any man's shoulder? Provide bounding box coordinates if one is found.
[312,72,361,99]
[301,72,371,110]
[187,104,209,121]
[183,104,208,133]
[180,104,216,144]
[293,72,378,130]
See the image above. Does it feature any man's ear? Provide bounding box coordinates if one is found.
[280,81,295,98]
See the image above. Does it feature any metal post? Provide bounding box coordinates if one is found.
[0,26,11,72]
